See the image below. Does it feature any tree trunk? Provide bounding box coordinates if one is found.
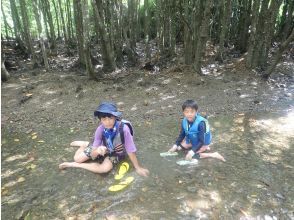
[9,0,25,50]
[112,0,124,65]
[236,0,251,53]
[264,29,294,78]
[42,0,57,51]
[193,0,212,74]
[66,0,73,42]
[183,0,192,64]
[32,0,49,71]
[1,59,10,82]
[40,0,50,43]
[58,0,68,45]
[216,0,231,62]
[144,0,151,61]
[82,0,95,79]
[52,0,60,39]
[246,0,261,68]
[193,0,204,60]
[19,0,37,66]
[93,0,116,72]
[262,0,283,65]
[281,0,294,40]
[128,0,137,49]
[168,0,176,56]
[1,1,10,39]
[156,0,164,54]
[73,0,85,67]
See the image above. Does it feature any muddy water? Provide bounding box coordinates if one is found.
[1,110,294,219]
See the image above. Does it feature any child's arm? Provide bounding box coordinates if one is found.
[128,152,149,177]
[169,123,185,151]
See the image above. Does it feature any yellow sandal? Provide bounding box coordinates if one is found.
[108,176,134,192]
[114,162,129,180]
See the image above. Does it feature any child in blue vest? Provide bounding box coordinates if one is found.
[169,99,225,162]
[59,102,149,177]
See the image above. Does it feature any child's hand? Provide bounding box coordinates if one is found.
[135,167,150,177]
[168,144,178,152]
[185,150,195,160]
[97,146,107,156]
[91,146,107,159]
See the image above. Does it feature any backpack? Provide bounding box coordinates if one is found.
[119,119,134,145]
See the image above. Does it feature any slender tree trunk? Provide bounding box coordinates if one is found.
[58,0,68,45]
[128,0,136,49]
[144,0,151,60]
[183,0,192,64]
[82,0,95,79]
[120,0,137,65]
[281,0,294,40]
[262,0,283,65]
[73,0,85,67]
[32,0,49,71]
[236,0,251,53]
[156,0,164,54]
[43,0,57,51]
[193,0,212,74]
[251,0,270,69]
[1,2,10,39]
[52,0,60,39]
[1,58,10,81]
[216,0,231,62]
[168,0,176,56]
[66,0,73,42]
[40,0,50,43]
[193,0,204,60]
[246,0,261,68]
[113,0,124,64]
[264,29,294,78]
[19,0,37,66]
[9,0,25,50]
[93,0,116,72]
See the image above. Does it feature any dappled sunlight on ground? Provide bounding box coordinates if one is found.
[4,153,28,162]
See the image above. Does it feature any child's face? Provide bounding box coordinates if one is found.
[183,107,197,122]
[100,116,116,129]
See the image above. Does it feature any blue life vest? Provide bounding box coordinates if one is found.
[182,114,212,146]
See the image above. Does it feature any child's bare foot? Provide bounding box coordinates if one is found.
[212,152,226,162]
[59,162,75,169]
[70,141,89,147]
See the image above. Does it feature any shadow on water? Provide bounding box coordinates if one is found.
[1,110,294,219]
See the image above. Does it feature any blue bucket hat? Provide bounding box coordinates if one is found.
[94,102,122,118]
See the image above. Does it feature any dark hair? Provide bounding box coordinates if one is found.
[182,100,198,111]
[95,112,115,119]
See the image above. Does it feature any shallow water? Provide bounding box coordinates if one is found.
[1,110,294,219]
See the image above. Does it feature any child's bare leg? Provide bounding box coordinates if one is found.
[196,145,211,153]
[59,157,113,173]
[70,141,89,148]
[199,152,226,162]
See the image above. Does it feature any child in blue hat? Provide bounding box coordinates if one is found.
[59,102,149,177]
[169,99,225,162]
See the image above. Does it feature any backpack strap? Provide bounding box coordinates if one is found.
[119,122,125,145]
[119,120,134,145]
